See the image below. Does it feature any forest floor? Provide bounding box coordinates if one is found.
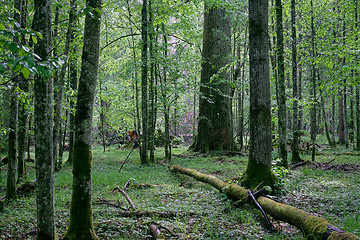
[0,140,360,239]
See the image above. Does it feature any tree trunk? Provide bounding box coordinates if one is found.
[6,85,18,202]
[169,165,359,240]
[32,0,56,237]
[310,0,317,162]
[63,0,101,238]
[332,94,337,145]
[140,0,149,164]
[53,0,77,169]
[67,54,77,164]
[338,89,346,145]
[17,76,28,181]
[241,0,275,189]
[290,0,301,164]
[275,0,287,167]
[148,0,155,162]
[16,0,28,181]
[191,1,235,152]
[161,24,171,161]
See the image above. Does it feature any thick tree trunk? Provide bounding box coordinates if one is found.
[32,0,56,238]
[63,0,101,238]
[241,0,275,189]
[275,0,287,167]
[191,2,235,152]
[169,165,359,240]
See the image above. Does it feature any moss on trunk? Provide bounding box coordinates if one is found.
[169,164,359,240]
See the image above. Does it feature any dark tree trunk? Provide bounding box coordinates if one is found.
[275,0,287,167]
[140,0,149,164]
[148,0,155,162]
[161,24,171,161]
[241,0,275,189]
[53,0,77,169]
[290,0,301,164]
[32,0,56,237]
[16,0,28,181]
[191,2,235,152]
[6,85,18,202]
[310,0,317,162]
[63,0,101,238]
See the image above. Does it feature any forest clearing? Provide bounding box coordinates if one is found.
[1,140,359,239]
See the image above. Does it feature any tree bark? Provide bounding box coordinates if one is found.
[310,0,317,162]
[241,0,275,189]
[290,0,301,164]
[140,0,149,164]
[32,0,56,237]
[6,85,18,202]
[275,0,287,167]
[169,164,359,240]
[63,0,102,238]
[191,1,235,152]
[53,0,77,169]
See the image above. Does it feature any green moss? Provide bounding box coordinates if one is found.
[240,161,277,190]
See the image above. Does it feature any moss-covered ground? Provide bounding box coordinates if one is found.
[0,139,359,239]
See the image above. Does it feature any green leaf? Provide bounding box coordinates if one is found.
[31,35,38,45]
[21,67,30,79]
[0,23,5,30]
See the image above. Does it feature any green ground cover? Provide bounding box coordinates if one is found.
[0,144,359,239]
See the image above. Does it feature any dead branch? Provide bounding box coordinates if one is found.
[112,186,136,210]
[116,210,200,218]
[94,197,127,211]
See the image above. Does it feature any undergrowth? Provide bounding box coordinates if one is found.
[0,144,359,239]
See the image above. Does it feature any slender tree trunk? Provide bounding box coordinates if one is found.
[53,0,77,169]
[67,54,77,164]
[140,0,149,164]
[354,0,359,150]
[275,0,287,167]
[63,0,102,238]
[350,85,354,147]
[338,89,346,145]
[191,1,235,152]
[148,0,155,162]
[310,0,317,161]
[32,0,56,237]
[161,25,171,161]
[332,94,337,145]
[6,85,18,202]
[241,0,275,189]
[290,0,301,163]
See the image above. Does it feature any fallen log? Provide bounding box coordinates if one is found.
[116,210,200,218]
[169,165,359,240]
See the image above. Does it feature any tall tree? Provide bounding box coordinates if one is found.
[290,0,301,163]
[53,0,77,169]
[275,0,287,167]
[310,0,317,161]
[190,0,235,152]
[241,0,275,189]
[140,0,149,164]
[63,0,102,238]
[5,84,17,202]
[32,0,56,237]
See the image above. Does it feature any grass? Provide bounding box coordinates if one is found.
[0,142,359,239]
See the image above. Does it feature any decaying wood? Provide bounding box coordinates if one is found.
[290,161,309,170]
[116,210,199,218]
[169,164,359,240]
[112,186,136,210]
[94,197,126,210]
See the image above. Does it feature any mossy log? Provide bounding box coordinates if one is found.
[169,165,359,240]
